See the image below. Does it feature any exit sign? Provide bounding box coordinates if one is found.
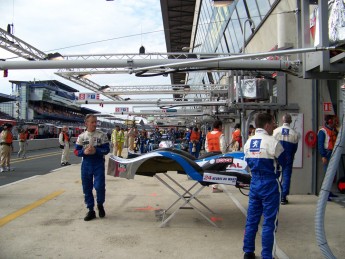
[323,102,333,112]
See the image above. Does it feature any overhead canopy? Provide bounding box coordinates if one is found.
[10,80,79,93]
[0,93,16,103]
[160,0,196,91]
[81,107,99,115]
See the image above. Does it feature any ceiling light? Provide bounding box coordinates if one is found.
[182,43,202,51]
[212,0,234,7]
[46,52,64,60]
[99,85,110,91]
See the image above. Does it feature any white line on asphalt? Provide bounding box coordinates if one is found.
[223,185,289,259]
[0,175,39,189]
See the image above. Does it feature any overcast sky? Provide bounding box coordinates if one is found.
[0,0,171,114]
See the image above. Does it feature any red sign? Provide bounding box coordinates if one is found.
[323,102,333,112]
[78,93,100,100]
[115,107,129,113]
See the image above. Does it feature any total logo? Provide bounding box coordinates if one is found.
[226,162,243,168]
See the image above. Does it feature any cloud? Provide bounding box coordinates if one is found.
[2,0,166,54]
[0,0,171,114]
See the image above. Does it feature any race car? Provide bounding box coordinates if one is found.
[107,148,251,189]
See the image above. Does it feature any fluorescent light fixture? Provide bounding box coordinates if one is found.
[46,52,64,60]
[212,0,234,7]
[77,74,91,79]
[182,43,202,51]
[99,85,110,91]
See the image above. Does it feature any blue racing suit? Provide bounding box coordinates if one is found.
[243,128,287,259]
[74,130,110,210]
[273,123,299,200]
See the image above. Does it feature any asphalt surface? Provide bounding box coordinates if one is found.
[0,148,82,186]
[0,149,345,259]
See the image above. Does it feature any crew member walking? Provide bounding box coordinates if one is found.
[74,114,110,221]
[59,126,71,166]
[273,113,299,205]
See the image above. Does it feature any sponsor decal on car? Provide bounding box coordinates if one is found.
[215,157,233,164]
[203,172,237,185]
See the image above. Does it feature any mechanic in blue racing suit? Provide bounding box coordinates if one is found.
[74,114,110,221]
[243,113,287,259]
[273,113,299,205]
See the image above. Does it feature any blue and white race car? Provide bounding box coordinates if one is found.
[107,148,251,189]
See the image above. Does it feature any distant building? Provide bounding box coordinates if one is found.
[0,80,97,123]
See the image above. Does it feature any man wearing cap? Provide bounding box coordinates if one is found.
[0,123,14,172]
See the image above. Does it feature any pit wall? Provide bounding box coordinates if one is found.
[10,138,77,153]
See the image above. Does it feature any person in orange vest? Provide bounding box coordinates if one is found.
[17,128,28,159]
[318,115,338,200]
[59,125,71,166]
[205,120,227,193]
[0,123,14,172]
[189,127,201,158]
[230,123,242,151]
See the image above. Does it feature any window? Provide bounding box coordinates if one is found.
[245,0,261,30]
[257,0,271,17]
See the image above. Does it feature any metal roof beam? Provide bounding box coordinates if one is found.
[0,28,46,60]
[0,27,118,100]
[0,59,295,71]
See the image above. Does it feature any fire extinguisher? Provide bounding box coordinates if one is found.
[305,130,317,148]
